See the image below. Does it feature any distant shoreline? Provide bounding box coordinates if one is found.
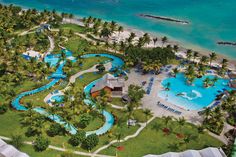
[139,14,189,25]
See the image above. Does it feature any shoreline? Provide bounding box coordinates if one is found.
[2,2,235,69]
[63,17,236,70]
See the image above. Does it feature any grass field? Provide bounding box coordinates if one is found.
[101,117,224,157]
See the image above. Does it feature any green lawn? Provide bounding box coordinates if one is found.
[110,97,126,107]
[60,24,85,33]
[101,117,224,157]
[14,143,84,157]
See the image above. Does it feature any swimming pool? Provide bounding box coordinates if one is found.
[158,73,234,110]
[51,95,64,103]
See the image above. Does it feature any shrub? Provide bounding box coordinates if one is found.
[82,134,99,151]
[0,105,8,114]
[10,134,23,149]
[25,127,37,137]
[68,131,86,147]
[47,123,65,137]
[33,136,50,152]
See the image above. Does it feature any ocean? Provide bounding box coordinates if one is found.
[1,0,236,59]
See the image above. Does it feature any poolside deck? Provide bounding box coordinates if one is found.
[124,68,203,124]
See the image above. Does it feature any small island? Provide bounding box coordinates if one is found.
[139,14,190,25]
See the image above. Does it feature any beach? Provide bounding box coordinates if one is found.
[1,0,236,59]
[63,18,236,70]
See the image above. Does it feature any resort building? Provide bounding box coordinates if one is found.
[0,139,29,157]
[91,73,125,98]
[144,147,227,157]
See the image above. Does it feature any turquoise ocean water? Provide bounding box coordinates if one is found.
[1,0,236,59]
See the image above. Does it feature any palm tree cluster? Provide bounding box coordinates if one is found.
[183,51,229,85]
[221,91,236,126]
[202,106,225,134]
[82,16,122,39]
[152,116,202,151]
[124,46,175,74]
[0,4,63,108]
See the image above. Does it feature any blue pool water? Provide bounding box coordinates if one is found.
[81,53,124,68]
[158,73,234,110]
[51,95,64,103]
[2,0,236,59]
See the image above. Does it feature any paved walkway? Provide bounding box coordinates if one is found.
[0,136,114,157]
[44,62,112,104]
[93,116,155,155]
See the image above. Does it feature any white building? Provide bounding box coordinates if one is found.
[0,139,29,157]
[143,147,227,157]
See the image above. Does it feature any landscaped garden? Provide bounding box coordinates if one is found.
[0,4,235,157]
[101,117,224,157]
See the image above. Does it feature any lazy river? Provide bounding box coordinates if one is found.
[11,50,124,136]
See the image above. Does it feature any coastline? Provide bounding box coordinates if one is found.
[63,17,236,70]
[1,1,235,69]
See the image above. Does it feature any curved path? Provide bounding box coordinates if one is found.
[12,51,124,136]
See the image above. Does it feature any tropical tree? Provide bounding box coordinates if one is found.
[82,134,99,151]
[118,26,124,36]
[209,52,217,66]
[193,51,199,62]
[172,67,179,77]
[163,116,172,128]
[69,131,86,147]
[143,109,153,125]
[173,45,179,53]
[10,134,23,149]
[33,136,50,152]
[128,85,145,105]
[186,49,193,61]
[153,37,158,47]
[203,77,211,87]
[161,36,168,47]
[177,117,186,132]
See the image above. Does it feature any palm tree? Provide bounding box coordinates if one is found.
[186,49,193,61]
[110,21,117,32]
[143,109,153,125]
[197,125,205,138]
[168,142,179,151]
[153,37,158,47]
[200,56,209,65]
[177,117,186,132]
[143,33,151,45]
[173,45,179,53]
[203,77,211,87]
[161,36,168,47]
[193,51,199,62]
[209,52,217,66]
[221,58,228,69]
[163,116,172,128]
[127,32,136,45]
[165,82,171,90]
[112,41,117,53]
[172,68,179,77]
[100,28,112,42]
[118,26,123,36]
[211,76,218,86]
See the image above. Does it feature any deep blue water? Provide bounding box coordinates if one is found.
[1,0,236,59]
